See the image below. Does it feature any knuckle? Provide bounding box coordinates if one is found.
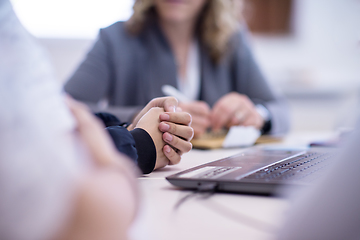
[185,113,192,124]
[184,142,192,153]
[167,150,180,165]
[149,98,157,106]
[169,112,178,121]
[168,96,177,103]
[171,156,181,165]
[170,123,177,133]
[172,135,179,145]
[168,149,176,159]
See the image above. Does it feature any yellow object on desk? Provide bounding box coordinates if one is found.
[191,130,283,149]
[191,130,228,149]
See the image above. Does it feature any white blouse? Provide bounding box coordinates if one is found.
[177,40,201,102]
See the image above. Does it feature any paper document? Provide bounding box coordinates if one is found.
[222,126,261,148]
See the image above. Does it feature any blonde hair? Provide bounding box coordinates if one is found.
[126,0,242,63]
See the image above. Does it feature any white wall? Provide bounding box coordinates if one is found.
[249,0,360,132]
[251,0,360,95]
[12,0,134,38]
[39,38,94,83]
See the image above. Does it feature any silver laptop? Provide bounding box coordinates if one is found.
[166,147,336,195]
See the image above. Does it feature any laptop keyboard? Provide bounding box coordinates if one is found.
[243,151,334,182]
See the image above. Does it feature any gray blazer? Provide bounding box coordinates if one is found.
[65,21,290,135]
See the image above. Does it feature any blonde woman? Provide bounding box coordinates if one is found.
[65,0,290,138]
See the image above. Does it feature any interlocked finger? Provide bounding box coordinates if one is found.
[159,121,194,141]
[163,132,193,155]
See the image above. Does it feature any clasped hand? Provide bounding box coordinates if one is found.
[179,92,265,138]
[129,97,194,170]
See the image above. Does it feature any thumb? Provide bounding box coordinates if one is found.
[151,97,178,113]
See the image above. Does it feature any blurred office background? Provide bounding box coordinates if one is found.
[11,0,360,133]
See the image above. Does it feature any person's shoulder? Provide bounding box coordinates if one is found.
[98,21,141,45]
[227,23,254,60]
[230,24,251,48]
[96,21,148,53]
[101,21,125,31]
[100,21,129,38]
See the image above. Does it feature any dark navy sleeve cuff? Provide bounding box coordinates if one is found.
[106,126,138,163]
[95,112,122,127]
[130,128,156,174]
